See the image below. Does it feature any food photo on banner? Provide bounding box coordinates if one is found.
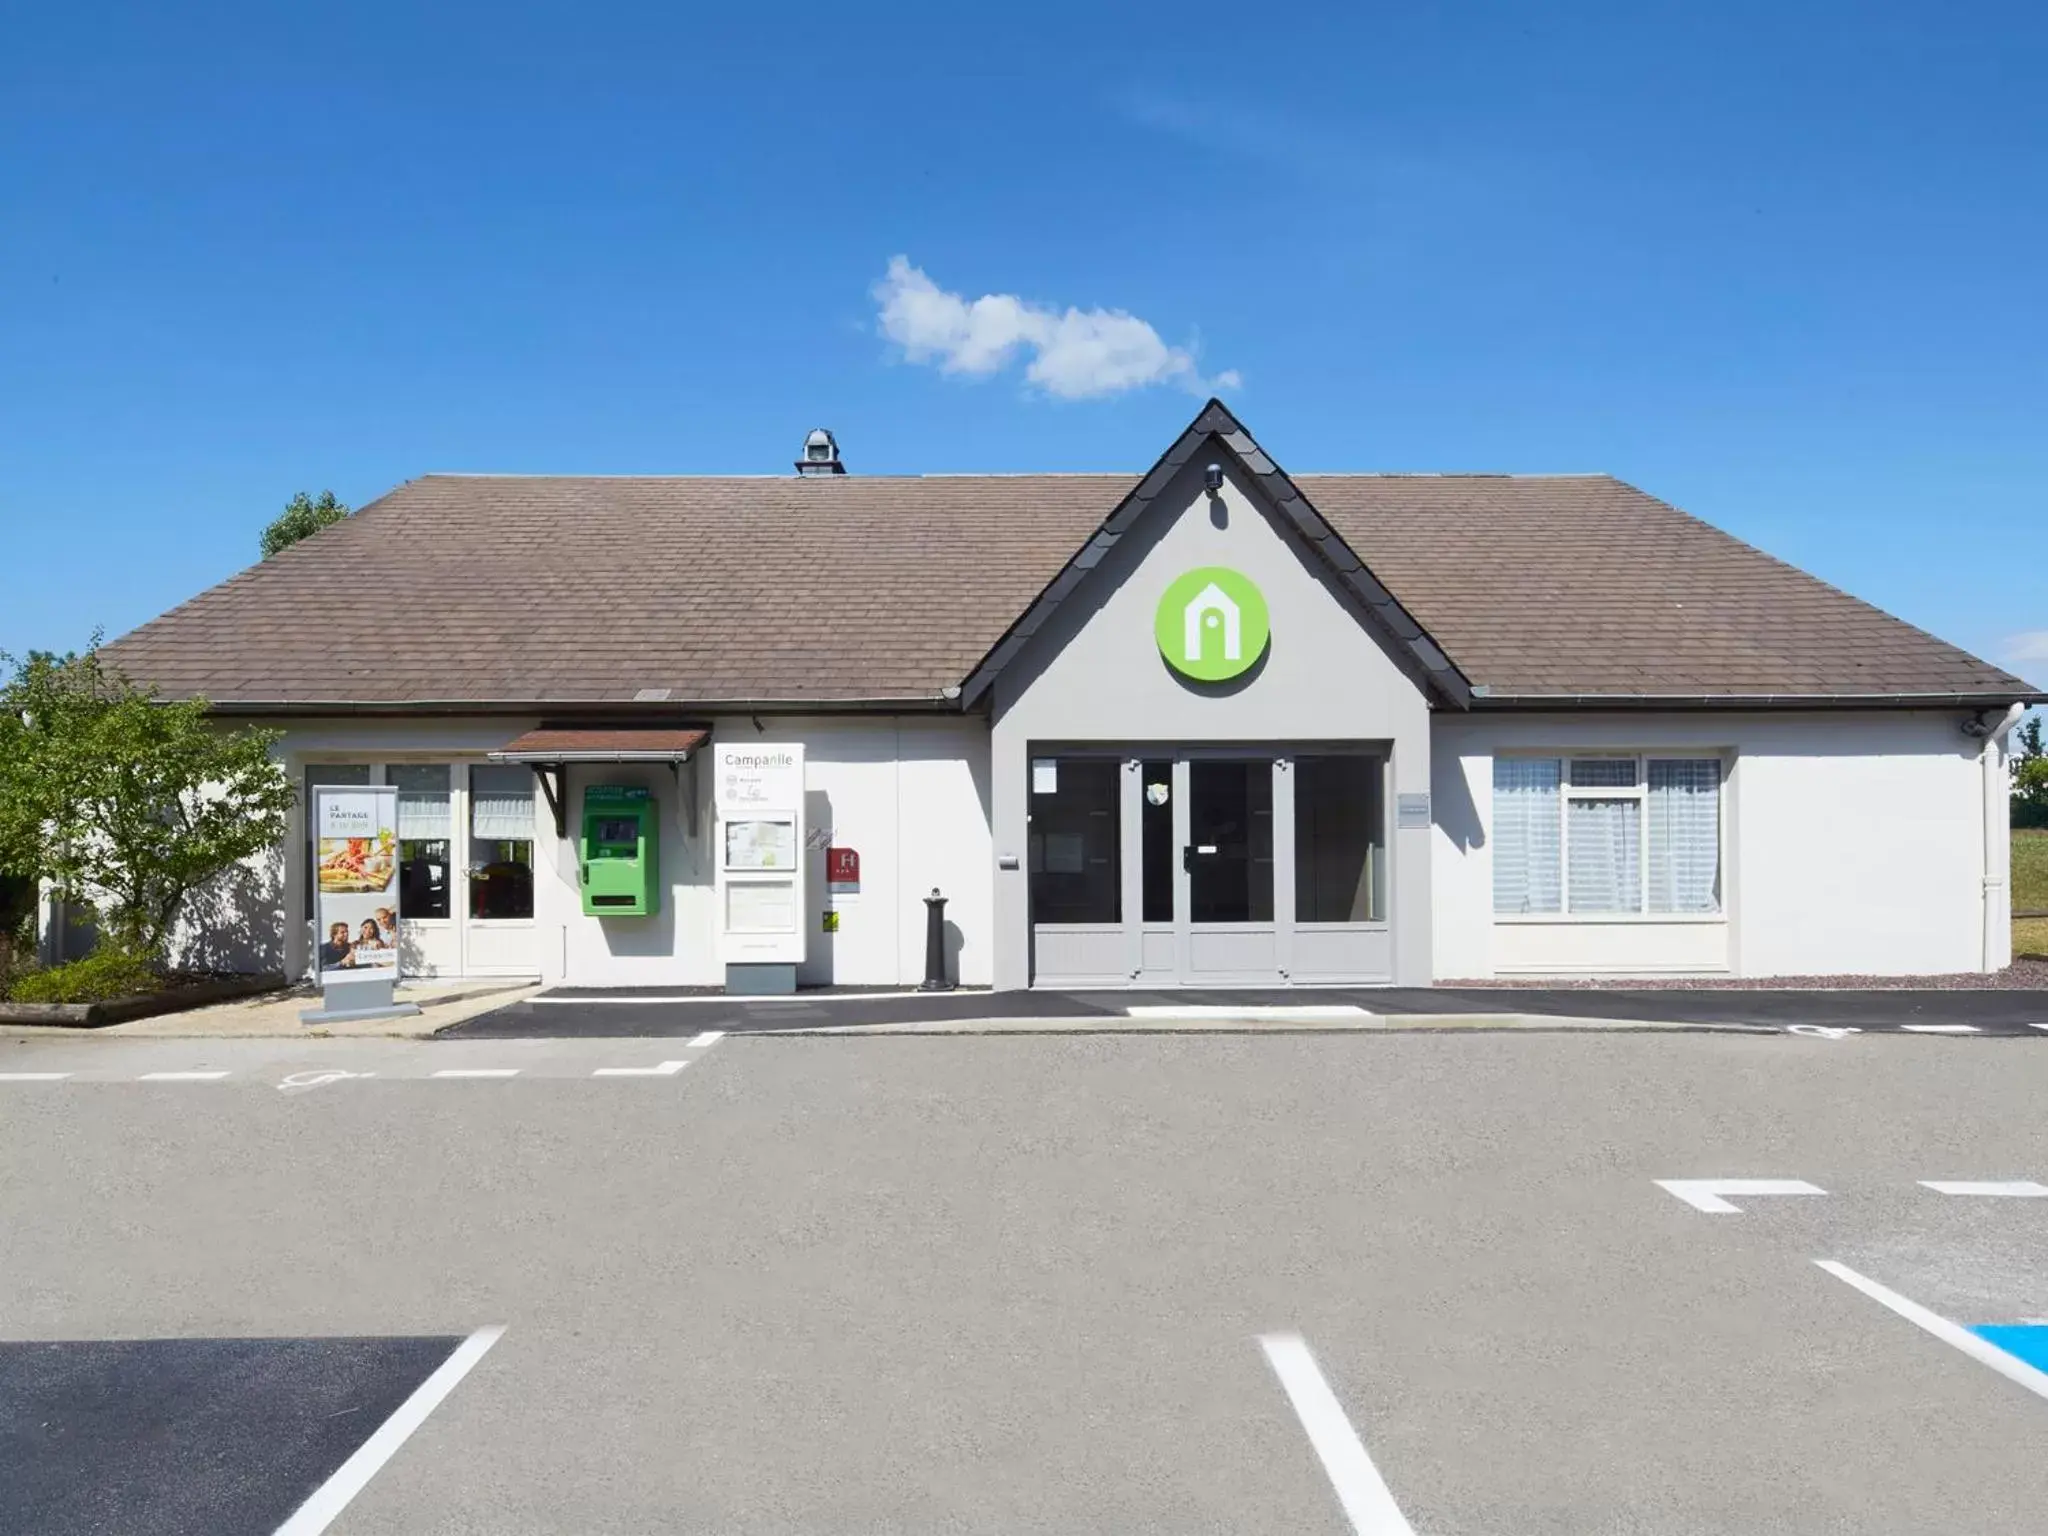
[314,786,401,981]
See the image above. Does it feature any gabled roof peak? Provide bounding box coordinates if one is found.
[958,398,1474,709]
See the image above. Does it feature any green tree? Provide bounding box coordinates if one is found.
[0,643,295,959]
[2016,713,2044,762]
[259,489,350,558]
[2017,713,2048,830]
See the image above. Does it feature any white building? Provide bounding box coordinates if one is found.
[103,403,2042,990]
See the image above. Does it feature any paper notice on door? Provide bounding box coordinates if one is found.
[1032,758,1058,795]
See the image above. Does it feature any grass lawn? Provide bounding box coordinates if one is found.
[2015,830,2048,959]
[2016,829,2048,910]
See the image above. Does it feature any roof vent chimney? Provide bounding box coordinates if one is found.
[796,428,845,477]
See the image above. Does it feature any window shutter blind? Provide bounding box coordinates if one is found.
[470,765,536,840]
[1569,759,1638,788]
[390,765,452,840]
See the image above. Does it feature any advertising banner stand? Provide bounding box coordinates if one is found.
[714,744,806,994]
[300,784,422,1025]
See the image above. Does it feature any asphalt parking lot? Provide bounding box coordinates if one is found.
[0,1335,477,1536]
[442,982,2048,1037]
[3,1029,2047,1533]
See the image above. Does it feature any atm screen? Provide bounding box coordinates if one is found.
[593,817,639,848]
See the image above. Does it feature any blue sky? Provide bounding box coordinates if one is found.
[2,0,2044,689]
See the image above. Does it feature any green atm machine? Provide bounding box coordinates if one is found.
[580,784,659,916]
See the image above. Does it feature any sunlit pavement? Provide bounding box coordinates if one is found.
[4,1030,2047,1534]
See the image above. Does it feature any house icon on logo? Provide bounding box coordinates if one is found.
[1183,582,1241,664]
[1155,565,1268,682]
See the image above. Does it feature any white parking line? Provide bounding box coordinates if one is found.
[273,1324,505,1536]
[430,1068,520,1079]
[591,1060,689,1077]
[1654,1178,1827,1214]
[138,1070,230,1082]
[1919,1180,2048,1198]
[1815,1261,2048,1405]
[1900,1024,1979,1034]
[1259,1333,1415,1535]
[689,1031,724,1048]
[0,1071,71,1081]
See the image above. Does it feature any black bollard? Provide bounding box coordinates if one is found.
[919,887,954,992]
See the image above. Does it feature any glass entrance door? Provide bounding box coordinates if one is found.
[1178,756,1279,982]
[1185,759,1274,923]
[1028,747,1392,988]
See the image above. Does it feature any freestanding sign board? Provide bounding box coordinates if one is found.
[714,743,806,993]
[300,784,420,1024]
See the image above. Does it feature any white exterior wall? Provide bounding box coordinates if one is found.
[762,714,993,989]
[168,704,2003,989]
[208,712,992,989]
[1431,710,1995,979]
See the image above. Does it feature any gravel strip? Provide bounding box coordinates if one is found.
[1440,959,2048,991]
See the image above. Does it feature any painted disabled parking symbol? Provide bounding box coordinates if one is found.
[278,1069,375,1093]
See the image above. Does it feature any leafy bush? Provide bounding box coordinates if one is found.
[6,942,159,1005]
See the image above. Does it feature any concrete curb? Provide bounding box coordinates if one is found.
[1,981,540,1041]
[0,974,290,1029]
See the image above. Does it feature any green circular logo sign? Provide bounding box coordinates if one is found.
[1154,566,1270,681]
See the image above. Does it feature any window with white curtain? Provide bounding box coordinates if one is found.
[390,765,452,920]
[1492,758,1562,913]
[1648,759,1722,913]
[468,764,536,920]
[1494,755,1722,917]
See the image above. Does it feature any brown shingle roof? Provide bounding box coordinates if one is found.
[105,474,1133,707]
[1301,475,2034,701]
[102,450,2034,710]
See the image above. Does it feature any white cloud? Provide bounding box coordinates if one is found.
[873,256,1239,401]
[2005,630,2048,683]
